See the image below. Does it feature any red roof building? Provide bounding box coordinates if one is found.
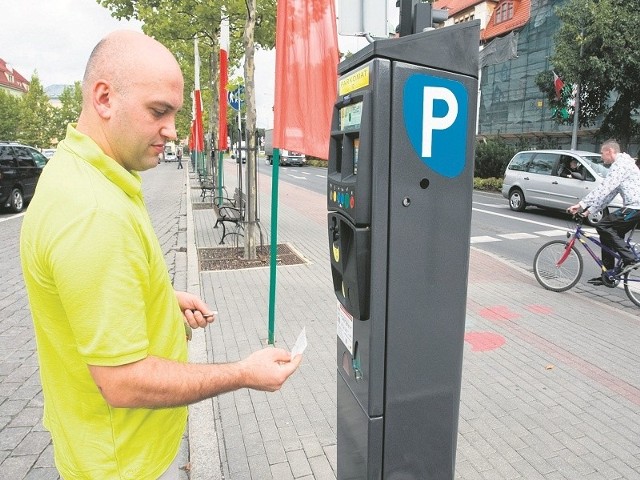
[0,58,29,96]
[434,0,498,29]
[480,0,531,42]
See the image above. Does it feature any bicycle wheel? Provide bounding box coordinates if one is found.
[623,269,640,307]
[533,240,583,292]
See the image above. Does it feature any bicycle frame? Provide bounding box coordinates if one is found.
[565,223,638,280]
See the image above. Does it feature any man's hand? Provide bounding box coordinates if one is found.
[239,347,302,392]
[175,290,216,329]
[567,203,587,216]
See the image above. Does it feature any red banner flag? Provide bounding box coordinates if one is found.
[553,71,564,100]
[273,0,339,159]
[219,18,229,151]
[192,89,205,153]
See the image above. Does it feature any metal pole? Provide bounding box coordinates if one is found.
[268,147,281,345]
[571,30,584,150]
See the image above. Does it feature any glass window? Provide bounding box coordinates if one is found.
[15,147,36,168]
[495,0,514,24]
[507,152,535,171]
[527,153,558,175]
[28,148,48,168]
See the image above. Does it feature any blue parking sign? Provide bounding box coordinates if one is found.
[403,74,468,178]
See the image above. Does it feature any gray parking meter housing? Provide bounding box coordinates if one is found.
[327,21,480,479]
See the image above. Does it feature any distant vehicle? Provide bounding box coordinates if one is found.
[41,148,56,160]
[163,143,177,161]
[0,141,45,212]
[231,141,247,164]
[264,129,306,166]
[501,149,623,225]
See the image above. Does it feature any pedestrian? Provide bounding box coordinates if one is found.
[567,139,640,285]
[20,30,301,480]
[176,146,183,169]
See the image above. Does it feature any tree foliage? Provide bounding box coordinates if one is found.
[50,83,83,143]
[0,90,21,141]
[17,75,52,148]
[552,0,640,150]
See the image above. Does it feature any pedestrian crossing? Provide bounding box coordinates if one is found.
[470,228,596,244]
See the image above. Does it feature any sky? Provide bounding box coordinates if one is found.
[0,0,398,128]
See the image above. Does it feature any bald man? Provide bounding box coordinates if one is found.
[20,31,301,480]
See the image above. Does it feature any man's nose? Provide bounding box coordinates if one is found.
[161,123,177,141]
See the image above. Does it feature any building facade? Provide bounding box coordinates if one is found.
[0,58,29,96]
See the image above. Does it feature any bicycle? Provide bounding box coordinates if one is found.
[533,215,640,307]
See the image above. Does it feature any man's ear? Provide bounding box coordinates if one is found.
[92,80,113,119]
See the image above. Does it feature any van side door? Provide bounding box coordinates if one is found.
[524,152,560,208]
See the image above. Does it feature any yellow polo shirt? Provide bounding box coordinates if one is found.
[20,124,188,479]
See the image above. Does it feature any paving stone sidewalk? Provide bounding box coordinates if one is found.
[187,159,639,480]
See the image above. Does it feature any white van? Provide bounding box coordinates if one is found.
[501,149,623,224]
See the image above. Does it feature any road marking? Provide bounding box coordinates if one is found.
[472,207,563,229]
[0,212,25,223]
[498,233,538,240]
[471,227,598,244]
[473,202,509,208]
[471,236,501,244]
[534,229,570,237]
[315,175,325,179]
[287,174,306,180]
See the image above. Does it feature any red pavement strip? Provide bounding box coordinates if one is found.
[463,331,506,351]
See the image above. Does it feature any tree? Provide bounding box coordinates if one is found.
[0,90,22,140]
[552,0,640,150]
[50,82,83,144]
[17,74,52,148]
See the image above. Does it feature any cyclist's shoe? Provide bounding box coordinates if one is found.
[620,261,640,276]
[587,276,604,286]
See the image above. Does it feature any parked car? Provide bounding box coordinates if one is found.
[501,149,623,225]
[0,141,45,212]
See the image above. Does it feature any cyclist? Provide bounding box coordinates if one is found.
[568,140,640,285]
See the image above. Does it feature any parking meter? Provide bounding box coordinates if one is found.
[327,21,480,479]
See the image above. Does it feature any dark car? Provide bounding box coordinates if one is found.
[0,142,46,213]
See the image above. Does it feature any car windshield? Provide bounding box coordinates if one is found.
[579,154,610,177]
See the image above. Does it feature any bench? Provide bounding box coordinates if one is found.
[213,188,247,244]
[197,170,214,201]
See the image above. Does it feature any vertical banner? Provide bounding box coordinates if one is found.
[274,0,339,159]
[219,16,229,152]
[192,38,205,173]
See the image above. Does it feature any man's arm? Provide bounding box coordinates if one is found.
[89,348,302,408]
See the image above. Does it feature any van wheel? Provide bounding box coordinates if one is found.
[509,189,526,212]
[9,188,24,213]
[586,208,606,226]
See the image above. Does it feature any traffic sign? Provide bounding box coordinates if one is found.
[228,85,244,111]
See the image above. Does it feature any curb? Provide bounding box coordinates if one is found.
[185,168,223,480]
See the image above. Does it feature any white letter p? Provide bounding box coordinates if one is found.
[422,87,458,158]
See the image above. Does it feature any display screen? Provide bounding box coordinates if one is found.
[340,102,362,131]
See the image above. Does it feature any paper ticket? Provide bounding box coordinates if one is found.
[290,327,307,358]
